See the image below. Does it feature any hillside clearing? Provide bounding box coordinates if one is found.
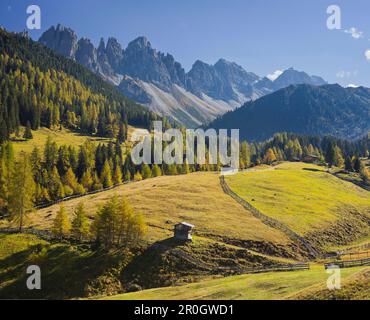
[226,163,370,239]
[10,126,141,155]
[27,172,291,246]
[102,265,369,300]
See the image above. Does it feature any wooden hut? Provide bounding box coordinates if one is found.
[174,222,194,241]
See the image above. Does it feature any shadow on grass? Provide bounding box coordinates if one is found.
[302,168,321,172]
[0,242,130,299]
[121,237,189,291]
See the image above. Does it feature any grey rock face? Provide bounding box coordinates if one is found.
[97,38,116,80]
[118,76,151,104]
[187,59,259,102]
[39,24,78,58]
[106,37,124,72]
[271,68,326,91]
[121,37,186,92]
[75,38,99,73]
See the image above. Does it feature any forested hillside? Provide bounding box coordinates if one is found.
[209,84,370,141]
[0,29,159,142]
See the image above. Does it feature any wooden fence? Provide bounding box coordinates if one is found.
[241,263,310,274]
[325,257,370,269]
[0,227,55,241]
[219,176,319,258]
[34,182,128,210]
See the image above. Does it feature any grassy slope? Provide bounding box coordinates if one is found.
[0,173,303,299]
[28,173,290,246]
[10,126,142,155]
[0,233,48,260]
[11,127,111,155]
[1,165,369,299]
[103,265,369,300]
[226,163,370,238]
[290,268,370,300]
[0,234,133,299]
[0,232,293,299]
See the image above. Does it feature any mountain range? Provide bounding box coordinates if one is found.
[209,84,370,141]
[39,24,326,127]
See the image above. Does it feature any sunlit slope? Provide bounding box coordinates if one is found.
[102,265,369,300]
[10,126,142,155]
[225,163,370,236]
[31,172,290,245]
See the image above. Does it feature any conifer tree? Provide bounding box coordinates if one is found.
[151,164,162,177]
[52,205,71,238]
[141,164,152,179]
[23,121,33,140]
[0,142,14,214]
[100,160,113,188]
[92,172,103,191]
[332,146,345,168]
[93,195,146,248]
[72,203,89,241]
[134,171,143,181]
[113,165,123,185]
[63,168,79,193]
[8,152,35,232]
[117,122,126,144]
[264,148,277,164]
[360,164,370,185]
[353,157,361,173]
[81,170,94,190]
[345,157,353,172]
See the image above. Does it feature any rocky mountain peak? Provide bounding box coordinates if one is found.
[273,68,326,90]
[75,38,99,72]
[106,37,124,72]
[97,38,106,53]
[39,24,78,58]
[127,36,151,51]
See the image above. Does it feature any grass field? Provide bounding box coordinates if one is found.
[0,233,48,260]
[10,125,143,155]
[27,172,291,246]
[326,234,370,252]
[102,264,369,300]
[290,268,370,300]
[10,127,111,155]
[1,163,369,299]
[226,162,370,236]
[0,233,133,299]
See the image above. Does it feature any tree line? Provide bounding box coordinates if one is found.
[52,197,146,249]
[0,49,158,143]
[1,130,369,231]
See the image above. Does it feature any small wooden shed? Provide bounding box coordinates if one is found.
[174,222,195,241]
[303,154,321,164]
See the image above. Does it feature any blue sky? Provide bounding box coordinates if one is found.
[1,0,369,86]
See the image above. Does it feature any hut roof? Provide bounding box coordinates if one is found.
[175,222,195,229]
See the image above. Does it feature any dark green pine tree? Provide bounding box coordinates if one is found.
[325,142,335,167]
[353,157,361,173]
[344,156,353,172]
[23,121,33,140]
[0,117,8,143]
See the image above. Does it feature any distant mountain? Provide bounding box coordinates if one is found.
[39,25,327,127]
[209,84,370,141]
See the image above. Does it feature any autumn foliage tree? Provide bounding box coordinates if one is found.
[92,195,146,249]
[8,152,35,232]
[71,203,90,240]
[52,205,71,238]
[264,148,277,164]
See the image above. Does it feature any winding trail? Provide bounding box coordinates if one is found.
[219,175,319,258]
